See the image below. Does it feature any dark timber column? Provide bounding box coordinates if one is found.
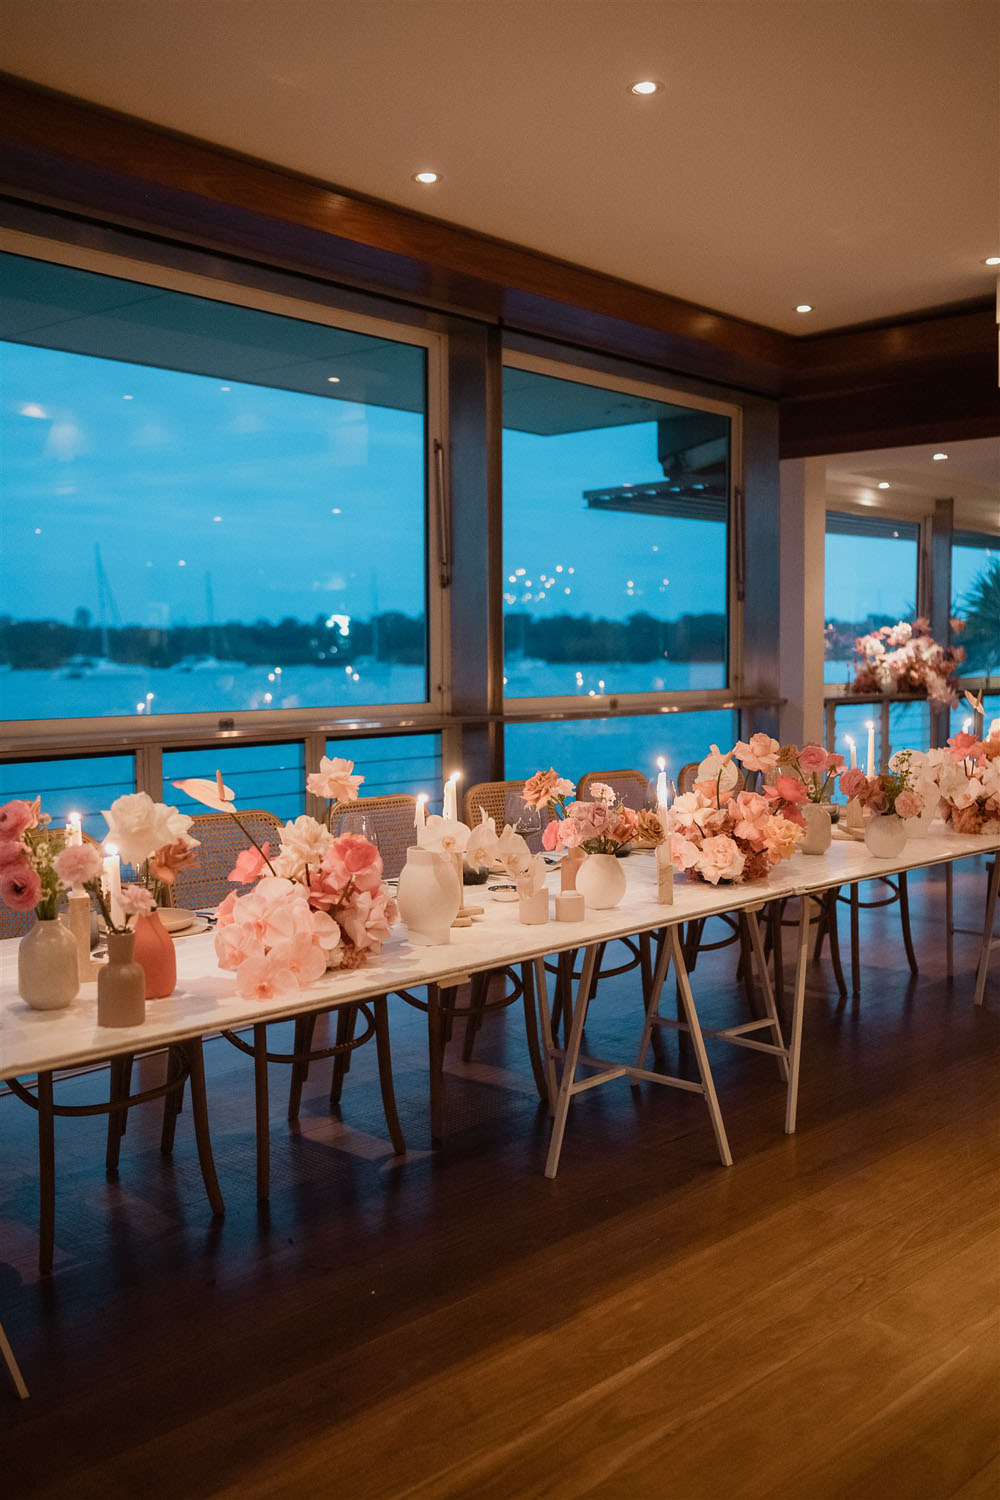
[446,321,503,786]
[741,398,782,739]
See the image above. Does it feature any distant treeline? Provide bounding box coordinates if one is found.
[0,609,727,670]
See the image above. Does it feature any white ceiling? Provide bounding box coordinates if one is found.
[2,0,997,335]
[826,437,999,532]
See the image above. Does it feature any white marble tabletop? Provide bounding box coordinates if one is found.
[1,824,996,1082]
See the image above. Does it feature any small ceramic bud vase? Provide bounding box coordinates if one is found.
[397,846,462,945]
[800,801,832,855]
[864,812,907,859]
[517,886,549,925]
[97,931,146,1028]
[132,909,177,998]
[576,852,627,910]
[560,847,584,892]
[18,917,80,1011]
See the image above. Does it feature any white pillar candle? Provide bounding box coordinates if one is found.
[443,772,459,823]
[962,716,973,734]
[102,848,123,930]
[865,721,875,778]
[845,735,856,770]
[655,756,668,806]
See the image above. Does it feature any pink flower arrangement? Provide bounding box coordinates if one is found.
[921,728,1000,834]
[851,618,964,706]
[665,737,804,884]
[0,798,75,920]
[837,755,924,820]
[770,743,845,808]
[532,770,639,855]
[210,763,397,991]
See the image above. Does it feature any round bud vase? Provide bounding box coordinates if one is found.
[397,845,462,945]
[800,801,832,855]
[18,916,80,1010]
[576,852,627,910]
[903,803,936,840]
[98,930,146,1027]
[864,812,907,859]
[132,910,177,999]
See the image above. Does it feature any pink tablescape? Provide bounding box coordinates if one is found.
[911,726,1000,835]
[530,769,638,909]
[846,617,965,706]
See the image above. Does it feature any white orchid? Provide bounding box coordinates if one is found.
[421,815,470,857]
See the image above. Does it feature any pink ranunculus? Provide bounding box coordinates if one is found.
[0,798,40,839]
[698,834,745,884]
[118,884,157,918]
[1,865,42,910]
[839,768,868,799]
[228,843,269,885]
[305,756,365,803]
[894,790,923,820]
[0,838,28,870]
[234,951,301,1002]
[797,744,829,775]
[53,843,104,887]
[826,751,846,773]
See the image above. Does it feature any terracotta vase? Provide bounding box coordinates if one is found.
[132,909,177,998]
[18,916,79,1011]
[97,931,146,1028]
[800,801,832,855]
[864,812,907,859]
[576,852,627,910]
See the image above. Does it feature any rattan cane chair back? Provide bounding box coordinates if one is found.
[578,768,651,811]
[171,809,284,909]
[464,781,555,847]
[329,794,418,880]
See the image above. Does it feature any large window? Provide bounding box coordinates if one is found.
[502,361,732,702]
[953,531,1000,678]
[0,248,435,727]
[824,512,919,686]
[505,710,738,789]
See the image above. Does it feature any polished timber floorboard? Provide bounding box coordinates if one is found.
[1,862,998,1499]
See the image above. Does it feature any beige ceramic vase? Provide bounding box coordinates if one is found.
[97,931,146,1028]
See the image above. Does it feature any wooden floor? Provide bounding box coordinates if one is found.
[1,862,998,1499]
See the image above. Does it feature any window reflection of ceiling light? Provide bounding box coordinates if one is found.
[878,482,890,489]
[630,80,661,95]
[932,452,948,461]
[412,171,441,184]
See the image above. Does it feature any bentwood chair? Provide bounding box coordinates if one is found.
[170,808,285,908]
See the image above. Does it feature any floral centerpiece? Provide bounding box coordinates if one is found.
[665,737,804,884]
[523,772,639,855]
[838,760,924,819]
[851,618,965,706]
[773,742,845,804]
[176,760,397,1000]
[920,728,1000,834]
[101,792,200,911]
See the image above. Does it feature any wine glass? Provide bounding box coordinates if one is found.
[338,811,381,851]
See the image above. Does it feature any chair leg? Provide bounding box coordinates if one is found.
[330,1006,356,1106]
[824,891,848,998]
[0,1321,28,1400]
[160,1046,184,1155]
[897,872,919,975]
[105,1053,131,1177]
[37,1071,55,1277]
[850,886,861,995]
[186,1038,224,1218]
[252,1024,270,1203]
[427,984,445,1145]
[288,1013,318,1121]
[373,995,405,1155]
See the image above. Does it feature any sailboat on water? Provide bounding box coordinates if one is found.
[58,545,135,678]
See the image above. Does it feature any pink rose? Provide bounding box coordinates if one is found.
[894,790,922,820]
[321,834,383,895]
[798,744,829,775]
[0,865,41,910]
[839,768,868,799]
[228,844,269,885]
[0,798,40,839]
[698,835,745,884]
[53,843,104,887]
[305,756,364,803]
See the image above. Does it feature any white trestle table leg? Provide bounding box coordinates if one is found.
[786,894,817,1134]
[0,1320,29,1399]
[632,922,674,1075]
[544,943,600,1178]
[973,855,1000,1007]
[669,926,733,1168]
[744,908,790,1083]
[532,954,560,1114]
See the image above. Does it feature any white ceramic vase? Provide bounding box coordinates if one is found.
[800,801,832,855]
[576,852,627,910]
[902,802,937,840]
[18,916,80,1010]
[864,812,907,859]
[396,846,462,945]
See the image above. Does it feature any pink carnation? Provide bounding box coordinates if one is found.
[53,843,104,887]
[894,790,923,820]
[798,744,829,775]
[118,885,157,918]
[0,865,41,910]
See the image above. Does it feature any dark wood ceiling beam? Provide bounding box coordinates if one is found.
[0,71,997,451]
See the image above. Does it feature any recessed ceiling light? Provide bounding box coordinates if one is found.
[327,376,341,383]
[795,304,813,313]
[630,80,661,95]
[932,452,949,461]
[878,481,890,489]
[984,256,1000,266]
[412,171,441,184]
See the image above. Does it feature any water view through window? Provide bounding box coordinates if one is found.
[824,512,919,686]
[502,365,730,700]
[0,252,429,723]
